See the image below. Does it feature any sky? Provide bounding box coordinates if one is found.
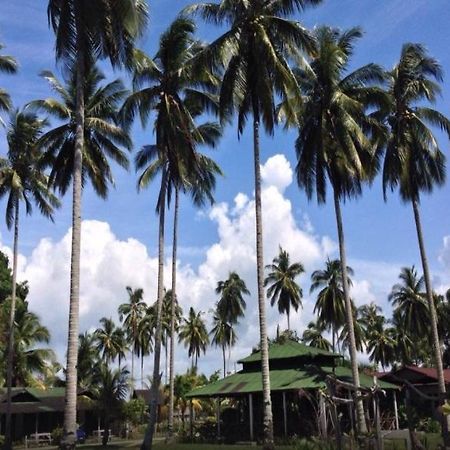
[0,0,450,379]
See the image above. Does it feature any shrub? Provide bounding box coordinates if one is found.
[51,426,63,445]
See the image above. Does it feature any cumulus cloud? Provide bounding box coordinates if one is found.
[6,153,433,377]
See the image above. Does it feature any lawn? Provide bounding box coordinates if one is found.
[78,443,293,450]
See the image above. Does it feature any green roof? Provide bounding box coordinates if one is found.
[238,340,339,364]
[187,365,398,398]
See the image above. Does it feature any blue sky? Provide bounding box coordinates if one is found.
[1,0,450,374]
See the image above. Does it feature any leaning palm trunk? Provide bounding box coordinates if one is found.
[142,170,167,450]
[167,187,179,442]
[253,116,274,450]
[61,36,85,450]
[333,191,367,436]
[4,201,19,450]
[412,199,450,446]
[222,344,226,378]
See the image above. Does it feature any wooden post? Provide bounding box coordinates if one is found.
[319,393,328,438]
[216,398,221,439]
[282,391,288,438]
[393,390,399,430]
[249,393,254,441]
[189,399,193,441]
[97,416,101,443]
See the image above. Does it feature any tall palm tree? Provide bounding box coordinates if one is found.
[365,314,396,370]
[178,307,209,369]
[137,304,156,388]
[94,317,127,365]
[264,247,304,331]
[46,3,148,446]
[184,1,320,445]
[0,44,18,124]
[210,309,237,377]
[388,266,429,362]
[121,18,221,448]
[118,286,146,389]
[216,272,249,325]
[381,43,450,445]
[77,332,100,390]
[302,321,331,352]
[310,259,353,353]
[295,27,386,434]
[0,110,60,449]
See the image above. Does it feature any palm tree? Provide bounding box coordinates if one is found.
[381,43,450,445]
[210,309,237,377]
[0,298,55,387]
[0,110,60,449]
[295,27,387,434]
[302,321,331,352]
[365,314,396,370]
[46,2,148,446]
[94,317,127,365]
[310,259,353,353]
[118,286,146,389]
[0,44,18,123]
[178,307,209,369]
[216,272,249,325]
[77,332,100,390]
[92,364,130,446]
[121,17,221,448]
[137,305,156,388]
[264,247,304,331]
[388,266,429,362]
[184,1,319,445]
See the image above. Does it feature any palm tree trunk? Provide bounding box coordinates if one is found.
[287,311,290,332]
[131,348,135,392]
[412,199,450,446]
[142,169,167,450]
[253,115,274,450]
[333,190,367,435]
[223,344,226,378]
[141,354,144,389]
[4,201,19,450]
[61,30,85,450]
[168,187,179,442]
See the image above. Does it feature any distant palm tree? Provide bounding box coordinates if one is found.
[0,110,60,448]
[92,364,129,446]
[45,2,148,443]
[184,0,320,444]
[389,266,428,362]
[310,259,353,353]
[137,304,156,389]
[118,286,146,389]
[365,314,396,370]
[77,332,100,390]
[178,307,209,369]
[0,44,18,123]
[265,247,304,331]
[216,272,249,325]
[389,311,413,366]
[381,43,450,445]
[210,310,237,377]
[94,317,127,366]
[295,27,386,434]
[302,321,331,352]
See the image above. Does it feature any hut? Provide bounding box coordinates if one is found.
[187,340,398,442]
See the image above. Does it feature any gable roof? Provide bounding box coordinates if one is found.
[379,365,450,385]
[238,340,339,364]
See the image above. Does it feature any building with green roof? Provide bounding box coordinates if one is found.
[187,340,399,442]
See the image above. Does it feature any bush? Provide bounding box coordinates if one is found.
[293,437,337,450]
[51,427,63,446]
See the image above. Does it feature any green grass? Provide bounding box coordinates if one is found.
[77,444,292,450]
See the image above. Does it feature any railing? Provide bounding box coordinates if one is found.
[24,433,52,448]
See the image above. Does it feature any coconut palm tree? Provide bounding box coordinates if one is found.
[77,332,100,390]
[388,266,429,362]
[210,309,237,377]
[45,2,148,445]
[365,314,396,370]
[137,304,156,388]
[380,43,450,445]
[0,110,60,449]
[94,317,127,365]
[178,307,209,369]
[183,1,319,444]
[295,27,387,434]
[216,272,249,325]
[310,259,353,353]
[0,44,18,123]
[118,286,146,389]
[264,247,304,331]
[302,321,331,352]
[121,17,222,447]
